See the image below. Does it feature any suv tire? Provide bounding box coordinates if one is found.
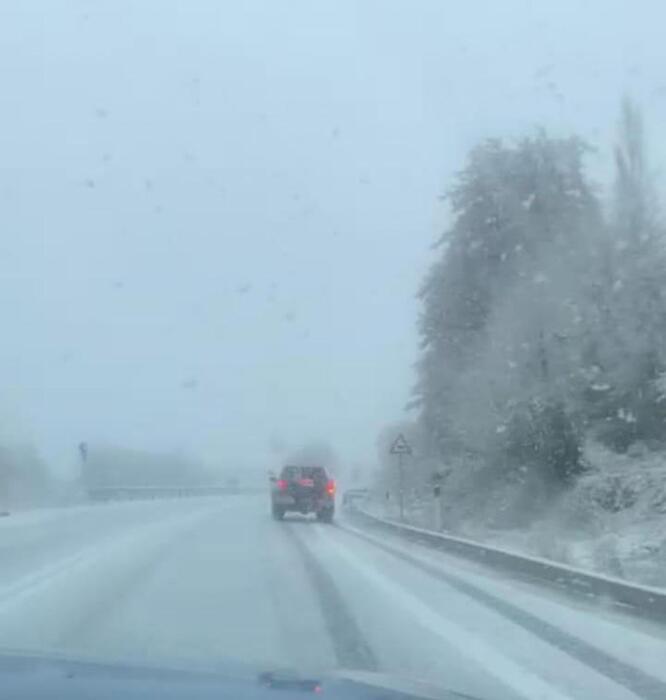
[316,508,334,524]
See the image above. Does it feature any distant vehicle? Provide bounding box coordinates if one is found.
[270,465,335,522]
[342,488,369,508]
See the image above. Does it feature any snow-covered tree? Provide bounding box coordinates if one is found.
[407,99,666,531]
[415,133,601,484]
[582,99,666,451]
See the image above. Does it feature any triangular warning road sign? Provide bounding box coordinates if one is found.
[389,433,412,455]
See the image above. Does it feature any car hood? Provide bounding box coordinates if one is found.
[0,648,488,700]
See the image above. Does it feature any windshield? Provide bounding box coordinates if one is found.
[1,2,666,699]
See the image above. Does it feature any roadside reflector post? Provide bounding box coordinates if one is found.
[431,469,451,531]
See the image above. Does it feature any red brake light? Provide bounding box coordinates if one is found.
[277,479,288,491]
[326,480,336,496]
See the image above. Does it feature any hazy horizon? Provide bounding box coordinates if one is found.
[2,0,666,477]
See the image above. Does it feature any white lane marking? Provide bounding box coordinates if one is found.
[0,548,96,610]
[323,531,575,700]
[342,523,666,686]
[0,508,217,613]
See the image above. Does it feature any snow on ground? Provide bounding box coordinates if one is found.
[1,494,666,698]
[368,442,666,589]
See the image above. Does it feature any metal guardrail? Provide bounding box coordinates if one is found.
[88,486,264,501]
[350,505,666,623]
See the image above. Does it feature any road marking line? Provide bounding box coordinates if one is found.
[323,531,575,700]
[337,522,666,699]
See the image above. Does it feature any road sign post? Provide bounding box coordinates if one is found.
[397,452,405,521]
[389,434,412,522]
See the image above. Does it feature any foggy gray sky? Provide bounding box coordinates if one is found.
[1,0,666,475]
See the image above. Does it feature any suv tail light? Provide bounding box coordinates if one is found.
[326,480,336,496]
[277,479,288,491]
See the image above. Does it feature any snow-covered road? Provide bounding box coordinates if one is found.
[0,495,665,700]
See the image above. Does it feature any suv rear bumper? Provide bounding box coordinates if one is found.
[272,493,334,512]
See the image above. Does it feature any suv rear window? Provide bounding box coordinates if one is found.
[281,466,327,480]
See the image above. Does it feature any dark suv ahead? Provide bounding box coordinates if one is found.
[270,465,335,522]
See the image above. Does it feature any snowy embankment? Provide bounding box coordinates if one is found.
[368,443,666,589]
[523,443,666,588]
